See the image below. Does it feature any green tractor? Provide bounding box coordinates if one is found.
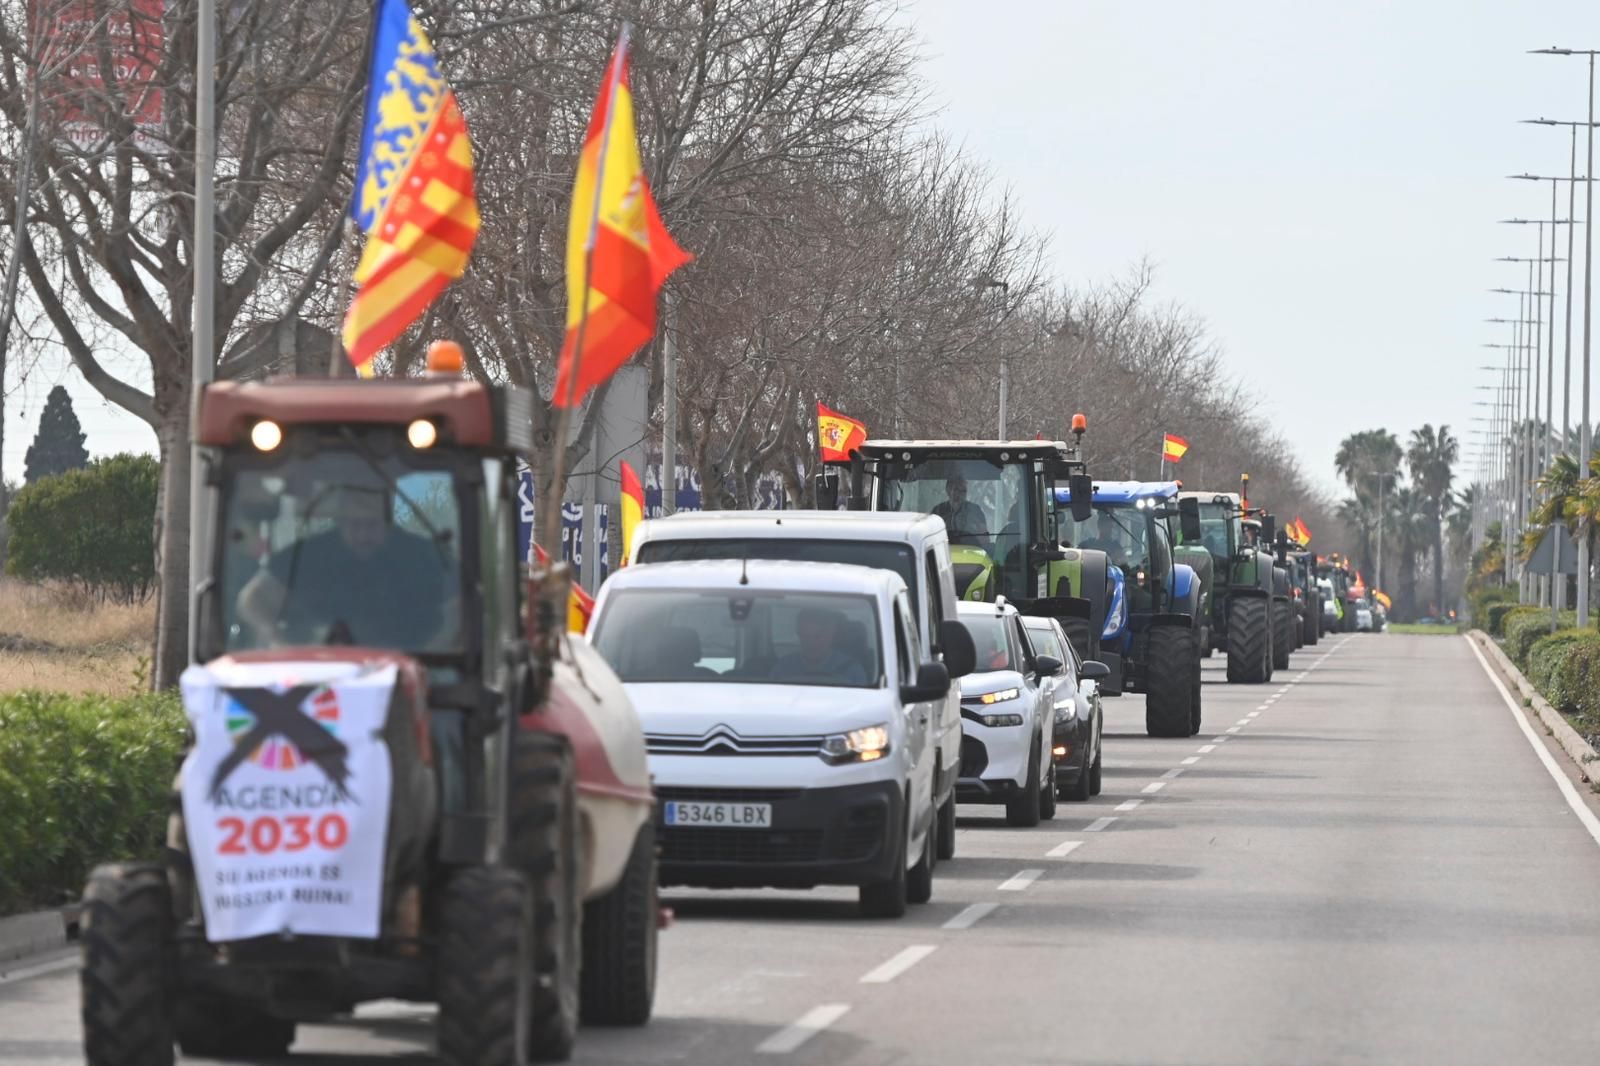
[1176,484,1279,684]
[823,434,1111,661]
[1279,538,1320,648]
[1244,515,1295,673]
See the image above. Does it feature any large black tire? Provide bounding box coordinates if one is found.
[579,820,658,1027]
[859,820,909,918]
[175,997,295,1060]
[1272,601,1293,670]
[935,790,957,861]
[1089,742,1103,796]
[1005,741,1044,826]
[906,809,935,905]
[437,866,533,1066]
[1189,652,1203,736]
[1225,596,1272,684]
[1058,749,1092,802]
[508,732,581,1062]
[1060,615,1093,663]
[80,864,175,1066]
[1143,627,1195,737]
[1304,593,1321,646]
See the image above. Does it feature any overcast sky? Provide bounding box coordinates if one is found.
[6,1,1599,496]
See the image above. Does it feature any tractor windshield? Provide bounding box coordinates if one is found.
[1194,502,1238,561]
[875,457,1030,597]
[216,442,464,655]
[1058,505,1149,570]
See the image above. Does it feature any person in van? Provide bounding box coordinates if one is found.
[769,607,867,684]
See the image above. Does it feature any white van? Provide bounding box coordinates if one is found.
[588,559,952,918]
[627,511,975,861]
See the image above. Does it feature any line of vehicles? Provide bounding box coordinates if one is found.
[75,348,1368,1066]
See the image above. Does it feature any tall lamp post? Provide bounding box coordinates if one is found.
[1531,48,1599,625]
[973,276,1010,438]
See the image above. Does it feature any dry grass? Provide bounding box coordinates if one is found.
[0,580,153,695]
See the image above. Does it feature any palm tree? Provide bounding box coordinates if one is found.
[1387,485,1430,619]
[1406,424,1458,617]
[1521,453,1582,560]
[1335,429,1403,506]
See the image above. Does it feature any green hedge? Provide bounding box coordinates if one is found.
[1525,629,1600,711]
[1506,609,1577,667]
[0,691,185,914]
[1559,639,1600,720]
[1485,602,1526,637]
[1471,585,1517,626]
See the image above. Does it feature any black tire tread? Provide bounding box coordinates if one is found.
[1226,597,1272,684]
[1272,601,1293,670]
[1144,628,1195,737]
[437,867,531,1066]
[580,821,658,1027]
[510,731,581,1062]
[1005,742,1044,826]
[80,863,175,1066]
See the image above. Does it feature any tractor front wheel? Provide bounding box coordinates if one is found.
[1226,596,1272,684]
[1144,627,1196,737]
[1272,601,1293,670]
[80,864,175,1066]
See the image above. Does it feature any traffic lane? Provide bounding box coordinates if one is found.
[794,633,1600,1065]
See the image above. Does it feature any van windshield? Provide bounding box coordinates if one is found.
[591,589,882,688]
[635,538,918,617]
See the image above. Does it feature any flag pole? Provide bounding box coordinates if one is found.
[333,0,386,378]
[543,22,630,557]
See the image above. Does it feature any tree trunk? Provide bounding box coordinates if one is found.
[151,412,192,689]
[1433,523,1446,618]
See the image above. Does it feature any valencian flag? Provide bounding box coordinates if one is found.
[619,460,644,566]
[343,0,480,375]
[553,26,692,408]
[1162,433,1189,463]
[818,403,868,462]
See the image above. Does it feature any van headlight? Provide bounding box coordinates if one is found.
[821,724,891,764]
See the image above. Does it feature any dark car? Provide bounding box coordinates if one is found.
[1022,615,1106,802]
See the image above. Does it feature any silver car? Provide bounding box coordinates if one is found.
[1022,616,1107,802]
[955,600,1059,826]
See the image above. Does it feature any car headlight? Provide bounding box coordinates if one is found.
[978,712,1024,727]
[976,688,1020,705]
[821,724,891,764]
[1053,699,1075,723]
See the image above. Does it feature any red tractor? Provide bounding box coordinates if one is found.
[79,343,658,1065]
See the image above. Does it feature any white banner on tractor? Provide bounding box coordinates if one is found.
[179,660,395,942]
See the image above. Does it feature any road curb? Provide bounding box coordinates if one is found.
[0,909,68,964]
[1469,628,1600,785]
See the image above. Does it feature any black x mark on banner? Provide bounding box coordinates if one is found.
[208,685,355,802]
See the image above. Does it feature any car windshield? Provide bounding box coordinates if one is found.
[962,612,1013,672]
[1058,505,1149,568]
[591,589,882,688]
[635,538,917,617]
[217,443,463,654]
[875,457,1029,598]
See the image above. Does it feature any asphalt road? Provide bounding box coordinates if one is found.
[7,631,1600,1065]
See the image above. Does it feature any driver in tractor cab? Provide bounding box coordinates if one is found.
[1079,511,1131,566]
[235,485,452,649]
[933,473,989,550]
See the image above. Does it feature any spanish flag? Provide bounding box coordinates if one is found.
[619,460,644,566]
[1162,433,1189,462]
[553,26,692,408]
[1293,516,1313,545]
[818,403,868,462]
[342,0,480,375]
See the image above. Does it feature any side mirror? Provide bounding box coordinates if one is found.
[1260,514,1276,549]
[938,618,977,679]
[1033,654,1064,678]
[1178,496,1201,543]
[1068,473,1094,522]
[902,660,951,704]
[1079,659,1111,680]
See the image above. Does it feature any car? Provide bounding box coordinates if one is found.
[1318,578,1340,634]
[588,558,955,919]
[1022,615,1107,802]
[1355,605,1374,632]
[955,599,1060,827]
[628,511,975,862]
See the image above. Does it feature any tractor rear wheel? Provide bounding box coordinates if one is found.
[1060,616,1093,664]
[1273,601,1293,670]
[508,731,581,1062]
[1305,595,1321,646]
[437,866,533,1066]
[1225,597,1272,684]
[1144,627,1195,737]
[80,863,175,1066]
[579,821,658,1027]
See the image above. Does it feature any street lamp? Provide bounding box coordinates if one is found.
[973,276,1010,438]
[1530,48,1600,624]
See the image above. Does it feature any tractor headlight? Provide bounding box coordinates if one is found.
[821,724,891,764]
[250,420,283,452]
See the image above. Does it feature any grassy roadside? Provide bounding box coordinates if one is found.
[0,580,153,694]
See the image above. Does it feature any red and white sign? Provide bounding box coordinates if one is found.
[28,0,165,153]
[179,660,394,942]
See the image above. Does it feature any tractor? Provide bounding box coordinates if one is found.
[1176,484,1279,684]
[1053,480,1206,738]
[1277,535,1320,649]
[1319,553,1359,633]
[824,431,1115,662]
[79,342,659,1066]
[1244,515,1295,673]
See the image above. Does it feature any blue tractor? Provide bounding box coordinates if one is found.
[1055,481,1205,738]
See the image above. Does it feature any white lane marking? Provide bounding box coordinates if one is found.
[1255,705,1270,711]
[1464,635,1600,848]
[1115,798,1143,811]
[1047,840,1084,858]
[1225,726,1241,734]
[1181,756,1200,765]
[1085,816,1117,831]
[860,944,938,984]
[758,1004,851,1054]
[1237,718,1253,725]
[1198,744,1217,753]
[1141,781,1166,794]
[1161,767,1185,780]
[1246,712,1260,719]
[998,869,1044,892]
[0,950,76,986]
[943,902,998,929]
[1211,735,1230,743]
